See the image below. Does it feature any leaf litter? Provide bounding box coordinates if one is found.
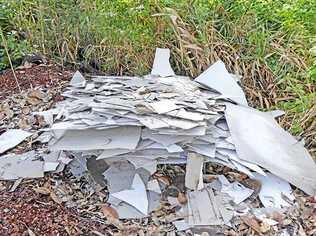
[0,48,315,235]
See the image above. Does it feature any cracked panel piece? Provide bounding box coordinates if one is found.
[0,129,32,154]
[194,60,247,105]
[151,48,175,77]
[225,103,316,195]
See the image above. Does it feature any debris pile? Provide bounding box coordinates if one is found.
[1,48,315,233]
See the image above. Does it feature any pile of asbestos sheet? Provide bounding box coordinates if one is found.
[2,48,315,228]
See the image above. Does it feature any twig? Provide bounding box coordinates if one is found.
[0,28,21,92]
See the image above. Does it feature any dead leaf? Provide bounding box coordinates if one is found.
[155,175,172,186]
[259,221,271,233]
[101,205,119,219]
[22,107,31,115]
[27,97,41,106]
[28,90,45,100]
[4,107,14,118]
[203,174,217,183]
[177,192,187,205]
[34,187,51,195]
[50,191,63,204]
[268,211,284,224]
[17,61,33,70]
[36,115,47,127]
[241,216,262,234]
[18,118,31,129]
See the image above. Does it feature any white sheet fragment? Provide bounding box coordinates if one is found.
[51,126,141,151]
[218,175,253,204]
[127,157,157,174]
[35,131,53,143]
[97,149,131,160]
[111,173,148,215]
[103,161,135,193]
[217,148,266,176]
[267,109,285,119]
[195,60,247,105]
[43,162,59,172]
[149,100,180,114]
[68,154,87,178]
[113,202,145,219]
[151,48,175,77]
[173,220,191,231]
[188,144,216,158]
[185,153,204,190]
[0,152,43,179]
[147,179,161,193]
[167,108,205,121]
[70,71,86,87]
[253,173,295,208]
[147,190,161,213]
[225,103,316,195]
[0,129,32,154]
[186,187,234,226]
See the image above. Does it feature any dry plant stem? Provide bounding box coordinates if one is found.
[0,28,21,92]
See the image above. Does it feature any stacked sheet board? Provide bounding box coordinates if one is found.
[1,48,315,227]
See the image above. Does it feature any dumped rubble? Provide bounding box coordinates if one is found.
[1,48,315,234]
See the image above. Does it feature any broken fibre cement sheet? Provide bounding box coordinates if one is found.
[151,48,175,77]
[194,60,247,105]
[50,126,141,151]
[186,187,234,226]
[218,175,253,204]
[102,160,136,193]
[225,103,316,195]
[70,71,86,88]
[252,172,295,208]
[0,129,32,154]
[185,153,204,190]
[0,152,44,180]
[111,173,148,215]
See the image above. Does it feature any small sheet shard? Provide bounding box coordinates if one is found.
[0,152,44,180]
[151,48,175,77]
[113,202,146,219]
[111,173,148,215]
[97,149,130,160]
[253,173,295,208]
[147,179,161,193]
[225,103,316,195]
[194,60,247,105]
[103,160,136,193]
[0,129,32,154]
[50,126,141,151]
[185,153,204,190]
[68,154,87,178]
[186,187,234,226]
[70,71,86,88]
[217,175,253,204]
[149,100,180,114]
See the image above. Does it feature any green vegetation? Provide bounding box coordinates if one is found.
[1,0,315,150]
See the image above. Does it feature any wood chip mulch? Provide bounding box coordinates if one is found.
[0,63,73,99]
